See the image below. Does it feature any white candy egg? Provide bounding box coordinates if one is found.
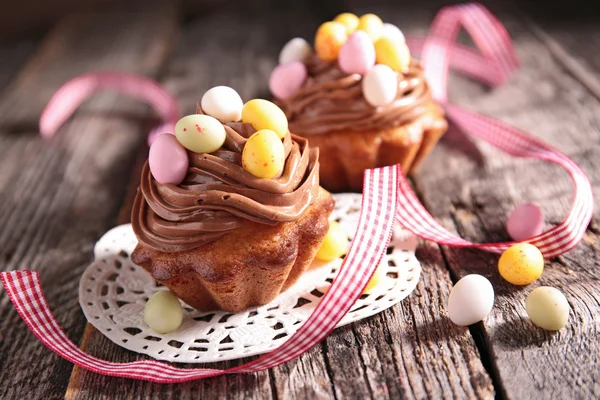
[362,64,399,107]
[448,274,495,326]
[526,287,570,330]
[381,23,406,43]
[279,37,313,65]
[201,86,243,122]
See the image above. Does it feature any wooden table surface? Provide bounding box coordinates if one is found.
[1,0,599,398]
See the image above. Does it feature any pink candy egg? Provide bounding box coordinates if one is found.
[338,31,376,75]
[506,203,544,241]
[149,134,189,185]
[269,61,307,100]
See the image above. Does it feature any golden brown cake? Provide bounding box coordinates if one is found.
[130,98,334,312]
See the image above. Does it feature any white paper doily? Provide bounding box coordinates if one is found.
[80,193,421,363]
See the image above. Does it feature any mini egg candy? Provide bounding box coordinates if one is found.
[175,114,226,154]
[200,86,243,123]
[315,21,348,62]
[279,37,313,65]
[375,37,411,72]
[381,23,406,43]
[357,14,384,41]
[334,13,359,34]
[338,31,376,75]
[363,264,387,294]
[148,134,189,185]
[448,274,495,326]
[269,61,308,100]
[498,243,544,285]
[362,64,399,107]
[241,99,288,139]
[526,287,570,331]
[316,221,349,262]
[242,129,285,179]
[506,203,544,241]
[144,291,183,334]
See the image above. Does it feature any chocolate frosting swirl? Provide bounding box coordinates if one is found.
[278,56,431,135]
[131,114,320,253]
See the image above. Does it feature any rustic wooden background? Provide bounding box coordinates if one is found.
[0,0,599,398]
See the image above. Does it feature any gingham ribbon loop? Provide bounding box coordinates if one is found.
[0,2,593,383]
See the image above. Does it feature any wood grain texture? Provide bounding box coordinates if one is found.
[0,2,178,399]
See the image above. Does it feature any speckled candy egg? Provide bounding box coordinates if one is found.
[357,14,383,41]
[498,243,544,285]
[526,286,570,330]
[315,21,348,62]
[338,31,376,75]
[448,274,495,326]
[375,37,411,72]
[334,13,359,34]
[148,134,189,185]
[381,23,405,43]
[242,99,288,139]
[279,37,313,65]
[269,61,308,100]
[242,129,285,179]
[201,86,243,122]
[362,64,399,107]
[316,221,349,262]
[506,203,544,241]
[174,114,226,154]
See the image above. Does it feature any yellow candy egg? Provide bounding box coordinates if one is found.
[334,13,359,34]
[315,21,348,62]
[363,264,387,294]
[241,99,288,139]
[498,243,544,285]
[175,114,226,154]
[242,129,285,179]
[357,14,384,41]
[526,287,570,330]
[316,221,349,262]
[144,291,183,334]
[374,38,411,72]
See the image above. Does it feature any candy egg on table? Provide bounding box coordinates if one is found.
[144,291,184,334]
[448,274,495,326]
[241,99,288,139]
[315,21,348,62]
[316,221,349,262]
[526,287,570,331]
[148,133,189,185]
[242,129,285,179]
[279,37,313,65]
[362,64,399,107]
[375,37,411,72]
[269,61,308,100]
[381,23,406,43]
[498,243,544,285]
[363,264,387,294]
[357,13,384,41]
[334,12,359,34]
[338,31,376,75]
[200,86,243,123]
[174,114,226,154]
[506,203,544,241]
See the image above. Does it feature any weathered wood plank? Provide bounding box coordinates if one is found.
[0,2,178,399]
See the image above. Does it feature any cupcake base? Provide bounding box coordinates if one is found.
[131,188,334,312]
[306,103,447,192]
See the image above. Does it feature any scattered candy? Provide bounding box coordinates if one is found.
[498,243,544,285]
[374,37,411,72]
[242,99,289,139]
[357,14,383,41]
[448,274,495,326]
[148,134,189,185]
[315,21,348,62]
[363,264,387,294]
[269,61,308,99]
[316,221,349,262]
[362,64,399,107]
[279,37,313,65]
[334,13,359,34]
[175,114,226,154]
[144,291,183,334]
[242,129,285,179]
[526,287,570,331]
[200,86,243,123]
[381,23,406,43]
[506,203,544,241]
[338,31,376,75]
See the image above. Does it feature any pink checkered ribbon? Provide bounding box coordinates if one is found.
[0,3,593,383]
